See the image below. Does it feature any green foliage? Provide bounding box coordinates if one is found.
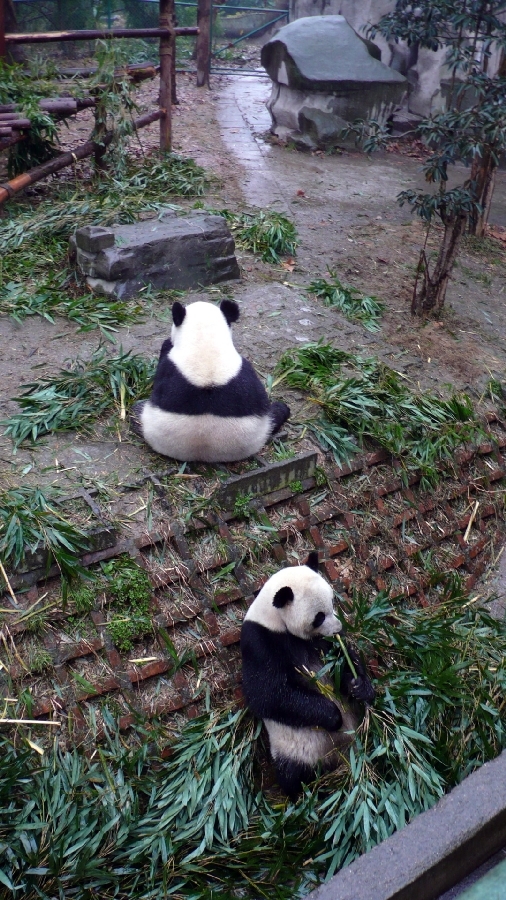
[0,486,89,584]
[309,275,385,332]
[220,209,298,262]
[101,556,153,652]
[0,281,144,339]
[0,59,60,177]
[363,1,506,310]
[1,580,505,897]
[27,647,53,674]
[2,348,156,447]
[70,584,96,615]
[275,340,486,484]
[90,40,140,178]
[0,155,208,332]
[232,491,255,519]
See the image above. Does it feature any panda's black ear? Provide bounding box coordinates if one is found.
[220,299,240,326]
[306,551,319,572]
[172,302,186,327]
[273,586,294,608]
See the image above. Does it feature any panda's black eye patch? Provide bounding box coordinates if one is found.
[312,612,325,629]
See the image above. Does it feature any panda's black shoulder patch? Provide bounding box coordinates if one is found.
[149,356,271,419]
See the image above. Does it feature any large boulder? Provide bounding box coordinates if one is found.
[71,210,240,300]
[261,15,406,149]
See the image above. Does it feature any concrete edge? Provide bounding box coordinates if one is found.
[305,750,506,900]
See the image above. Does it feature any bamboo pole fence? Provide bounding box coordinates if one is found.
[0,0,199,157]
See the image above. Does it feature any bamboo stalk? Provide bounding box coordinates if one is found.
[336,634,358,680]
[0,718,61,726]
[6,27,197,44]
[463,501,480,543]
[0,559,20,608]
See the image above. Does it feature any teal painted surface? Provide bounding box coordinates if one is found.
[459,857,506,900]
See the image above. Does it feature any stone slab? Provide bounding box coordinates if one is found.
[261,16,406,91]
[262,16,406,149]
[72,209,240,299]
[306,750,506,900]
[214,451,318,510]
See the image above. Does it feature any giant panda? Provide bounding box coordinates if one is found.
[131,299,290,463]
[240,552,375,800]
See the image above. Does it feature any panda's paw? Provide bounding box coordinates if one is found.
[348,676,375,705]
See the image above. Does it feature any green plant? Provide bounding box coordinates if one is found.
[309,275,385,332]
[70,584,96,615]
[0,486,89,587]
[366,0,506,313]
[27,646,53,674]
[275,340,486,485]
[3,347,156,447]
[271,441,295,461]
[101,556,153,652]
[0,282,144,339]
[89,40,140,177]
[232,491,255,519]
[220,209,298,262]
[289,480,303,494]
[0,59,59,176]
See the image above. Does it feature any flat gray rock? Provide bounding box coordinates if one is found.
[72,210,240,299]
[261,15,406,91]
[261,15,406,150]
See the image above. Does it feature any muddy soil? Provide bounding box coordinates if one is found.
[1,68,505,521]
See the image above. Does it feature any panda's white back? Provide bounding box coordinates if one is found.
[169,300,241,387]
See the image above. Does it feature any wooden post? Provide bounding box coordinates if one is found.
[0,0,6,61]
[196,0,211,88]
[159,0,174,152]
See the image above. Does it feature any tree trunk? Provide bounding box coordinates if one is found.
[411,213,467,316]
[467,150,497,237]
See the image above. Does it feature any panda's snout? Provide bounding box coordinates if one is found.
[320,614,342,636]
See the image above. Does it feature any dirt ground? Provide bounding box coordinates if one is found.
[1,64,506,514]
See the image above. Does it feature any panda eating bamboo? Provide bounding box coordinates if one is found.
[241,552,375,799]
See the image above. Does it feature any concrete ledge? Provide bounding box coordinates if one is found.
[214,451,317,509]
[306,751,506,900]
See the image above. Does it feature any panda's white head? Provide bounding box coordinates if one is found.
[169,299,242,388]
[245,552,342,640]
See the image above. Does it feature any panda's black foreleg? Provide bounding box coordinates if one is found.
[340,645,375,705]
[275,756,314,802]
[268,401,291,437]
[130,400,146,437]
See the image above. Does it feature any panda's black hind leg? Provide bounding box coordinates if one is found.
[268,401,291,437]
[275,756,314,802]
[130,400,145,437]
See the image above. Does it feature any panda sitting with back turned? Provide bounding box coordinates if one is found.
[131,299,290,463]
[241,552,375,800]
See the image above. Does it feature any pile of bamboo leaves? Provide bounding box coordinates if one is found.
[1,576,505,898]
[0,155,208,336]
[3,348,156,447]
[275,341,487,485]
